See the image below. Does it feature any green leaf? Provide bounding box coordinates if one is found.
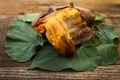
[91,11,105,27]
[5,17,46,62]
[19,13,40,22]
[95,24,120,65]
[83,33,102,47]
[96,24,120,43]
[97,43,119,65]
[91,10,105,22]
[28,44,100,71]
[85,24,120,65]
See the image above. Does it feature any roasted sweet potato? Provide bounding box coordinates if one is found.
[32,2,94,56]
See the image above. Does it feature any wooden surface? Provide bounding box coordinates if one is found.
[0,0,120,80]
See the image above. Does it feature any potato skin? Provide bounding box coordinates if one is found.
[75,6,95,25]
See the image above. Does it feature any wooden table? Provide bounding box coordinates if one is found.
[0,0,120,79]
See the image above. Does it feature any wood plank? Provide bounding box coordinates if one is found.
[0,0,120,79]
[0,0,119,15]
[115,60,120,65]
[0,16,14,30]
[0,66,120,80]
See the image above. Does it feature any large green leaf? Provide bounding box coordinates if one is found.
[28,44,100,71]
[83,24,120,65]
[5,17,46,62]
[96,24,120,43]
[95,24,120,65]
[97,43,119,65]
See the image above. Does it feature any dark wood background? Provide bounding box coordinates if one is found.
[0,0,120,79]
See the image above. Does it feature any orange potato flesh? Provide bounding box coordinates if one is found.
[45,16,75,56]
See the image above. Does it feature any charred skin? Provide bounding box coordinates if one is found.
[32,4,94,56]
[75,6,95,25]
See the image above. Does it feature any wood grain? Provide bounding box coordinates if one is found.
[0,66,120,80]
[0,0,120,80]
[0,15,120,80]
[0,0,119,15]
